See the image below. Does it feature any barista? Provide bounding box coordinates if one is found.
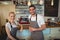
[28,5,46,40]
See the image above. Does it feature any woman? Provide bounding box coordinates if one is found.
[5,12,20,40]
[28,5,46,40]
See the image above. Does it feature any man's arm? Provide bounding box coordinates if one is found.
[29,24,46,32]
[29,15,46,32]
[35,24,46,31]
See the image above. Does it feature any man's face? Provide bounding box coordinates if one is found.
[29,7,36,15]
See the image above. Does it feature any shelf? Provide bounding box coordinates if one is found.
[15,0,44,20]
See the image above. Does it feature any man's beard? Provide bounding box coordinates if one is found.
[31,13,36,15]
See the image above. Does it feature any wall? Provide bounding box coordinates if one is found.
[0,4,15,26]
[0,16,1,35]
[58,0,60,17]
[0,0,60,26]
[45,0,60,22]
[0,4,15,34]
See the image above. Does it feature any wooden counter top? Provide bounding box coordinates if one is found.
[19,22,60,29]
[46,22,60,28]
[46,26,60,28]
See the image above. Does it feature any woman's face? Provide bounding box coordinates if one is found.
[9,13,15,21]
[29,7,36,15]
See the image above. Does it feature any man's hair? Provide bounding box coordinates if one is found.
[29,5,36,9]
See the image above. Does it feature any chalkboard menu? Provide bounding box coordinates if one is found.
[44,0,59,17]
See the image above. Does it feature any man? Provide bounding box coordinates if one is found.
[28,5,46,40]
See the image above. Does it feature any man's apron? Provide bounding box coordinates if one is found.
[30,14,44,40]
[6,22,19,40]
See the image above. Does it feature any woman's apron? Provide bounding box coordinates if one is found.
[6,22,19,40]
[30,14,44,40]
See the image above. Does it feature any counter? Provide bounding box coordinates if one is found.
[46,22,60,28]
[19,23,60,29]
[16,24,60,40]
[18,22,60,29]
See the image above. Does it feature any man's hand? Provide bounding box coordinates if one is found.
[29,24,46,32]
[29,27,36,32]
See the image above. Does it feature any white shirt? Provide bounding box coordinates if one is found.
[28,14,45,27]
[5,21,18,31]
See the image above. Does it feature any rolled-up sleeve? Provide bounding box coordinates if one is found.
[5,23,11,31]
[38,15,45,27]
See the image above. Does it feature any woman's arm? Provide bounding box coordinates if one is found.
[5,26,16,40]
[20,24,23,31]
[15,21,23,31]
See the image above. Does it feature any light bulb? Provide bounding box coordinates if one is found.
[28,0,31,6]
[51,0,54,6]
[39,0,44,5]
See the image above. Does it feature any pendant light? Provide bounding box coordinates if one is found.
[28,0,31,6]
[39,0,44,5]
[51,0,54,6]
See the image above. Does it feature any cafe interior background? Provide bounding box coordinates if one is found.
[0,0,60,40]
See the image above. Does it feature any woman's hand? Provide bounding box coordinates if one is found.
[20,24,23,32]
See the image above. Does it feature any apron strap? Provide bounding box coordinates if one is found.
[36,14,37,22]
[9,21,16,28]
[30,14,37,22]
[9,22,12,28]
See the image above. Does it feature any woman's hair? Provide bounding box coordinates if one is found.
[9,12,15,16]
[6,19,8,22]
